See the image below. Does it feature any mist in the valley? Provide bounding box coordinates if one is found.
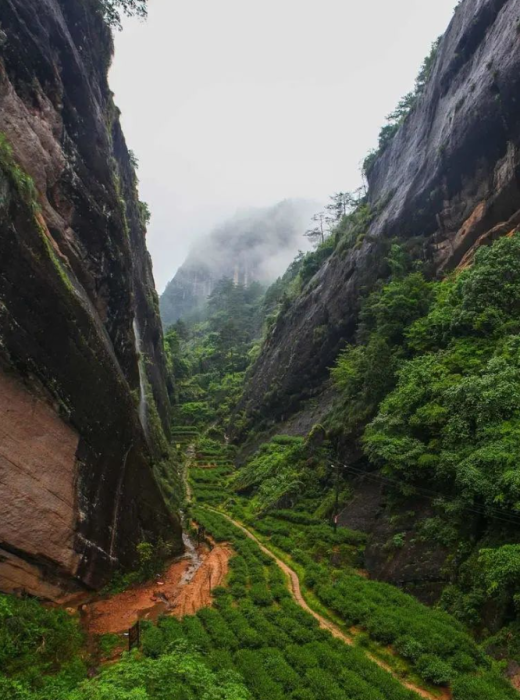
[183,199,317,285]
[110,0,460,292]
[159,200,318,325]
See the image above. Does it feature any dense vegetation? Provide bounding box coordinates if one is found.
[0,591,249,700]
[165,221,520,666]
[170,234,520,698]
[184,509,421,700]
[8,2,520,700]
[0,594,85,700]
[4,237,520,700]
[165,279,265,427]
[188,464,518,699]
[326,234,520,641]
[0,511,419,700]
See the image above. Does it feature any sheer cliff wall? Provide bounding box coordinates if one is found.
[0,0,182,599]
[237,0,520,427]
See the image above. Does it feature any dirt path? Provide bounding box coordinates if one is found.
[215,510,449,700]
[71,447,233,640]
[82,542,232,635]
[226,513,354,644]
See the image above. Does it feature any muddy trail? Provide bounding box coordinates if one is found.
[74,446,233,640]
[80,540,232,636]
[213,509,451,700]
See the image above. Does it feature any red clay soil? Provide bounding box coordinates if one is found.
[510,671,520,691]
[175,542,231,616]
[82,542,232,636]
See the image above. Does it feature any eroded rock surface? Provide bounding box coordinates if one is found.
[237,0,520,427]
[0,370,80,596]
[233,0,520,601]
[0,0,182,598]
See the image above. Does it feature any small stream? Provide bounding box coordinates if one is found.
[136,517,203,623]
[180,526,202,585]
[179,444,203,584]
[132,317,148,436]
[142,445,203,621]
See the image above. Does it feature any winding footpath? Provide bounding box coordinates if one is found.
[210,508,450,700]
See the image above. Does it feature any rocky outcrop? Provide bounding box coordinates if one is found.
[337,481,450,604]
[237,0,520,426]
[160,200,315,326]
[0,0,182,599]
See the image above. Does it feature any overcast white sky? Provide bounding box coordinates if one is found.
[110,0,458,292]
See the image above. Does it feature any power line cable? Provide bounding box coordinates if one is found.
[331,460,520,528]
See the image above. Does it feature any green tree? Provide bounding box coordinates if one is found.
[330,264,433,434]
[479,545,520,599]
[360,235,520,611]
[325,192,357,222]
[98,0,148,29]
[305,213,327,247]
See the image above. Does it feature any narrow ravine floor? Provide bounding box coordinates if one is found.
[80,542,232,636]
[77,450,232,637]
[212,508,451,700]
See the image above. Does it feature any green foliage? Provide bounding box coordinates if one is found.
[249,513,365,570]
[330,258,433,436]
[323,233,520,639]
[97,0,147,29]
[184,233,520,695]
[153,448,185,514]
[99,634,121,658]
[299,235,336,286]
[196,467,513,694]
[262,252,306,319]
[0,593,85,696]
[0,133,39,211]
[249,502,494,689]
[479,545,520,598]
[415,655,454,685]
[365,236,520,516]
[187,509,420,700]
[104,538,173,595]
[234,435,330,514]
[179,401,216,426]
[138,201,151,226]
[165,279,265,427]
[451,672,519,700]
[70,641,250,700]
[0,139,75,294]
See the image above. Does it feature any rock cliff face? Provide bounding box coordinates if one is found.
[237,0,520,426]
[234,0,520,601]
[0,0,182,599]
[160,200,315,326]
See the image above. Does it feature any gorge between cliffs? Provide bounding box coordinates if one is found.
[2,1,520,699]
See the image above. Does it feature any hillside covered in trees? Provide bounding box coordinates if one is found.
[3,0,520,700]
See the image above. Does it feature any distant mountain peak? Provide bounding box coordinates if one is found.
[160,198,317,326]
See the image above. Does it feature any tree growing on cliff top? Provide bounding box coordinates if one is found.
[304,212,328,247]
[99,0,147,29]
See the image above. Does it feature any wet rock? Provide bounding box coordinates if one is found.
[236,0,520,430]
[0,0,182,599]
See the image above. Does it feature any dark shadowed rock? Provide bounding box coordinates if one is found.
[236,0,520,429]
[0,0,182,598]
